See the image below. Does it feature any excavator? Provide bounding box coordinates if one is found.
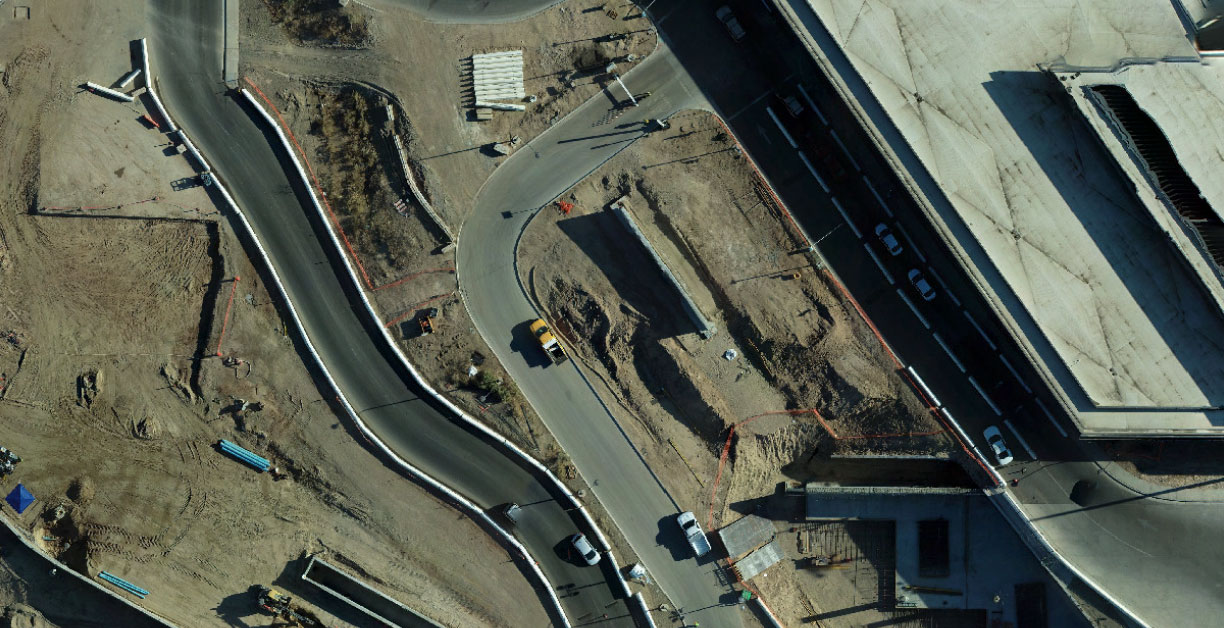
[255,586,320,627]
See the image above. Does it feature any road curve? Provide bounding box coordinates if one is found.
[457,48,747,627]
[149,2,629,625]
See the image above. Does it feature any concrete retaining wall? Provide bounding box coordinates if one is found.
[301,556,444,627]
[609,199,717,338]
[0,516,177,626]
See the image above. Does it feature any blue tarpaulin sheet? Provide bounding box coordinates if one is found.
[6,484,34,514]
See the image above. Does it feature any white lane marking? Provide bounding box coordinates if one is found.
[863,176,892,216]
[796,83,828,125]
[967,376,1002,416]
[864,243,895,285]
[926,267,960,306]
[894,223,926,264]
[798,151,830,193]
[829,129,861,172]
[831,197,862,238]
[1003,419,1037,460]
[932,332,966,372]
[765,106,798,149]
[1035,398,1069,437]
[962,311,997,350]
[755,125,773,145]
[896,288,931,329]
[997,353,1032,393]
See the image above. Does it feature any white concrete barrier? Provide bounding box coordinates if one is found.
[138,38,151,90]
[85,81,134,102]
[173,130,210,173]
[237,88,585,625]
[145,79,178,133]
[603,551,632,600]
[116,68,142,89]
[628,592,657,628]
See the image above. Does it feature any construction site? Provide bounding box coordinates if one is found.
[0,0,1157,625]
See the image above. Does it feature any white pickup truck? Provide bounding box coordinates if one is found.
[676,511,711,558]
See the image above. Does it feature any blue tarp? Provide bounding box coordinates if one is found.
[6,483,34,514]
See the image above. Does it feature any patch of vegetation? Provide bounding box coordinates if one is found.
[309,87,417,273]
[471,370,519,404]
[264,0,370,48]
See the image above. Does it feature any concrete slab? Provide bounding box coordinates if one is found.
[733,539,785,581]
[719,514,776,559]
[783,0,1224,434]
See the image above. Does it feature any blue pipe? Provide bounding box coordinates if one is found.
[218,440,270,471]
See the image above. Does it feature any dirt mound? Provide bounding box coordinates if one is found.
[3,604,52,628]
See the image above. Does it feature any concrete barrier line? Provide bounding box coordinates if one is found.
[145,80,178,133]
[173,130,210,173]
[238,86,613,550]
[0,516,177,626]
[302,556,445,628]
[138,38,151,90]
[753,597,786,628]
[603,551,631,600]
[238,88,604,623]
[629,592,657,628]
[211,165,574,626]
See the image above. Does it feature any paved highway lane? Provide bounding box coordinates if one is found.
[458,49,748,627]
[149,2,631,625]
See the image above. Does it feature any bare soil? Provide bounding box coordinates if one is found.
[516,111,949,622]
[0,2,546,626]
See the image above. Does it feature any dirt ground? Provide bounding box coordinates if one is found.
[0,2,548,627]
[515,111,950,622]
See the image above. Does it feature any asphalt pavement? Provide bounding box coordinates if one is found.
[149,2,632,625]
[457,48,749,627]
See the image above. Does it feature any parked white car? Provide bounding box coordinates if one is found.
[983,425,1014,466]
[569,533,601,566]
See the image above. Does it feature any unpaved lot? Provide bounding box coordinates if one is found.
[0,2,545,626]
[516,111,949,619]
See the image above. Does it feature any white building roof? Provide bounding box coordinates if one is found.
[799,0,1224,429]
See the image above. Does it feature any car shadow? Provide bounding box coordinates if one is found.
[655,515,689,562]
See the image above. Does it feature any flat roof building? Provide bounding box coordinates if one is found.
[777,0,1224,435]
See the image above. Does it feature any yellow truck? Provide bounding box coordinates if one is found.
[530,318,569,364]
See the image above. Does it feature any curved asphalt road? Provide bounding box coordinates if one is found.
[149,2,628,625]
[457,49,747,627]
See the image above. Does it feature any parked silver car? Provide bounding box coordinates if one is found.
[875,223,903,256]
[908,269,937,301]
